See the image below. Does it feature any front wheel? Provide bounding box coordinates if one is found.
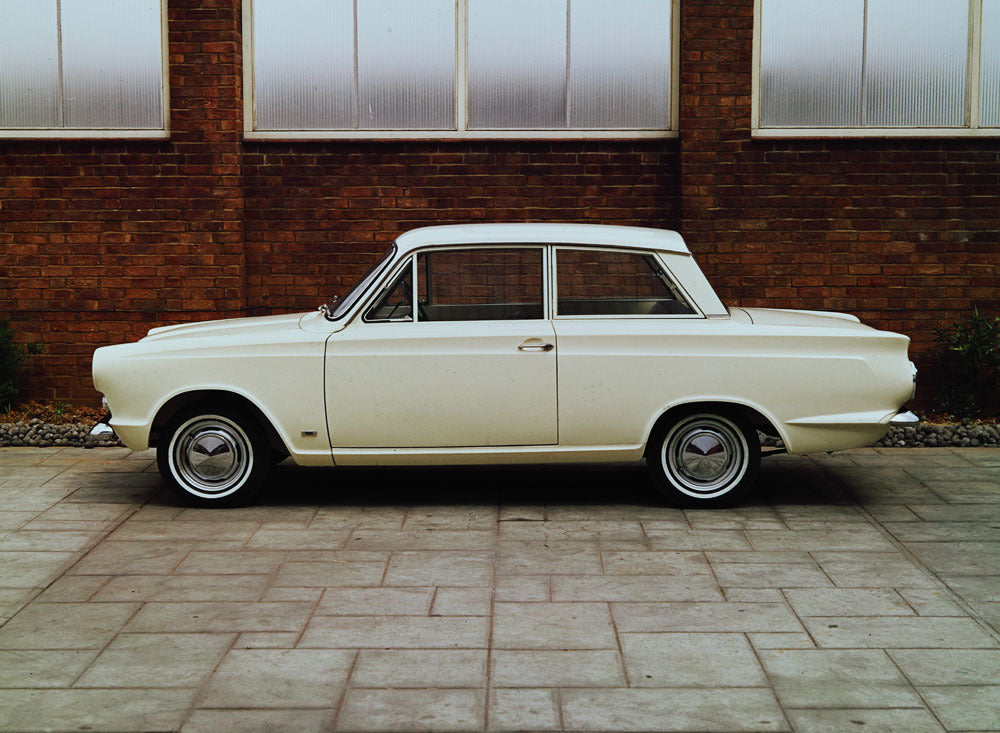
[647,411,760,508]
[157,405,270,507]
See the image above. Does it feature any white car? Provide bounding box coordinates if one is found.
[92,223,918,508]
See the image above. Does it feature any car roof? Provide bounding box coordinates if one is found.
[394,223,690,257]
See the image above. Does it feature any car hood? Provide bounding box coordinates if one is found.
[736,307,873,331]
[142,312,309,342]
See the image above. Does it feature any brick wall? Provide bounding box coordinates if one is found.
[1,0,997,406]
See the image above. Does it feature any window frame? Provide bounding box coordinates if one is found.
[552,246,703,320]
[242,0,679,141]
[0,0,170,140]
[751,0,998,138]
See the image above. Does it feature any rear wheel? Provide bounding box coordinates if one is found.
[157,404,270,507]
[647,411,760,508]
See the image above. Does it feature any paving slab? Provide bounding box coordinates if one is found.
[0,445,998,731]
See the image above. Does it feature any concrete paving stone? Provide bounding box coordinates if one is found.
[175,505,318,525]
[745,528,896,551]
[760,648,921,707]
[310,506,409,530]
[35,501,132,522]
[865,504,922,522]
[64,481,160,504]
[93,573,271,602]
[783,708,945,733]
[705,550,816,564]
[246,527,351,550]
[0,550,75,587]
[498,541,603,575]
[432,586,492,616]
[0,511,47,529]
[354,649,487,687]
[918,482,1000,503]
[888,649,1000,684]
[494,575,550,601]
[642,528,752,550]
[0,586,35,606]
[493,602,617,649]
[621,632,768,687]
[0,529,96,552]
[174,549,286,575]
[274,561,388,587]
[491,649,625,687]
[499,519,646,542]
[384,551,493,586]
[69,540,191,575]
[76,632,234,687]
[712,562,834,588]
[544,504,686,522]
[0,649,98,687]
[202,648,356,708]
[898,587,967,616]
[811,551,938,588]
[263,586,325,602]
[317,587,434,616]
[723,588,786,602]
[235,631,302,648]
[300,615,490,649]
[551,574,722,602]
[920,685,1000,731]
[125,601,314,633]
[0,688,196,732]
[487,688,561,732]
[884,521,1000,542]
[182,708,332,733]
[0,485,75,511]
[601,550,713,575]
[560,688,789,731]
[498,505,546,522]
[683,506,784,530]
[784,588,914,617]
[944,576,1000,602]
[34,574,110,602]
[403,505,498,530]
[748,632,816,649]
[909,504,1000,522]
[110,519,260,542]
[613,601,804,633]
[774,504,865,523]
[345,529,496,551]
[129,503,185,520]
[909,541,1000,576]
[336,688,484,732]
[804,616,1000,648]
[970,600,1000,632]
[0,601,138,649]
[20,519,116,532]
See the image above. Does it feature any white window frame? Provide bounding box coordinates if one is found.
[752,0,998,138]
[243,0,679,141]
[0,0,170,140]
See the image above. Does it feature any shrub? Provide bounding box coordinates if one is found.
[0,321,43,412]
[931,307,1000,417]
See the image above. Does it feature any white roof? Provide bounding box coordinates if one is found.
[395,223,690,256]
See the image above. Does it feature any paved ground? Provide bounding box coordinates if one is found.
[0,446,998,732]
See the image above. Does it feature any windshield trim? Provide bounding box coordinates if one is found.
[325,244,397,321]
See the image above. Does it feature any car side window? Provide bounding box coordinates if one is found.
[416,248,544,322]
[364,258,413,322]
[556,248,695,316]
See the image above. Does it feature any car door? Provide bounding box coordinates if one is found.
[325,246,558,448]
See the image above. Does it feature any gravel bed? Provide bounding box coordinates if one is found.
[2,419,999,450]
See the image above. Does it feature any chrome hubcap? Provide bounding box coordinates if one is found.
[168,416,252,499]
[663,415,748,498]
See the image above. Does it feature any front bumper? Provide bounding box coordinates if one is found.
[888,410,920,428]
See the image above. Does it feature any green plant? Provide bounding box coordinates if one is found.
[0,321,43,413]
[931,307,1000,417]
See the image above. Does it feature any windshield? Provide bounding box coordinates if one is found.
[326,244,396,320]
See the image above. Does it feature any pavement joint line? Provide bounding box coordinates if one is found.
[812,455,1000,645]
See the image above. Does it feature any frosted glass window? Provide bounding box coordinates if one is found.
[865,0,967,127]
[358,0,455,129]
[250,0,674,134]
[253,0,355,129]
[983,0,1000,127]
[760,0,864,127]
[0,0,164,132]
[61,0,162,129]
[568,0,671,128]
[0,0,60,127]
[468,0,567,129]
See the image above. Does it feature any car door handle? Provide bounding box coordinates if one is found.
[518,341,554,352]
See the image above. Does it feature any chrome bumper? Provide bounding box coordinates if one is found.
[889,410,920,428]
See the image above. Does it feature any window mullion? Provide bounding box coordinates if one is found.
[969,0,983,128]
[456,0,468,132]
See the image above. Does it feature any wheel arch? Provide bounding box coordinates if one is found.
[643,399,784,457]
[150,389,289,458]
